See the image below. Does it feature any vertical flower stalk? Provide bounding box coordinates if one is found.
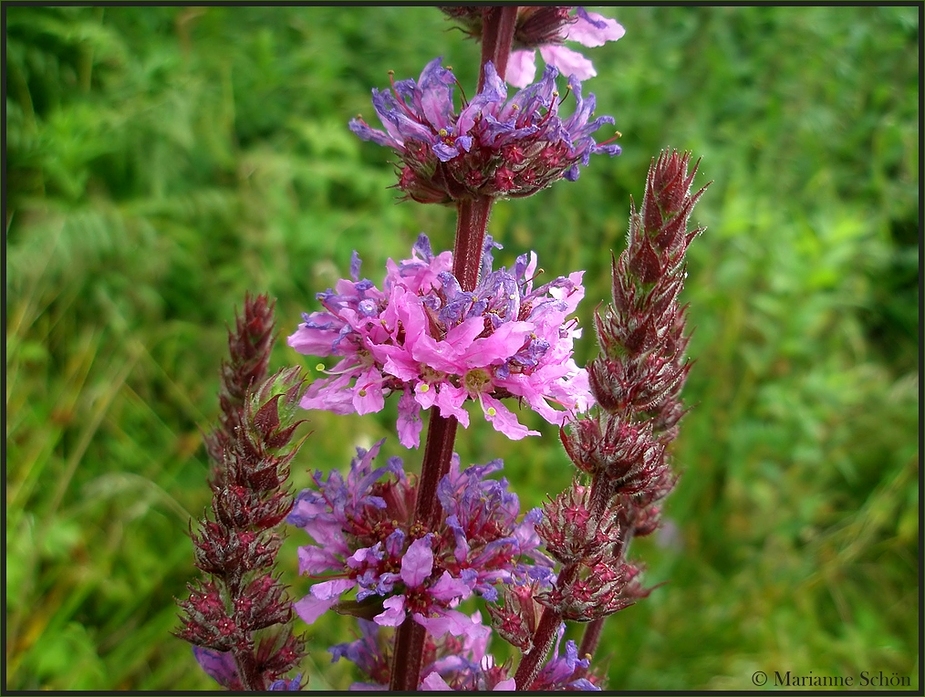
[513,151,709,689]
[176,294,308,691]
[389,8,520,691]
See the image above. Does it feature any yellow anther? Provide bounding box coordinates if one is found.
[487,407,497,416]
[419,384,430,393]
[315,363,325,371]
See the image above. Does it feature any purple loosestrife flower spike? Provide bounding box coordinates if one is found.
[288,234,593,448]
[349,58,620,203]
[176,294,308,691]
[443,6,626,88]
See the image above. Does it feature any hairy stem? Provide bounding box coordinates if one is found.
[232,647,265,691]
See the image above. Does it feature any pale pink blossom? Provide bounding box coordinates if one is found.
[507,8,626,88]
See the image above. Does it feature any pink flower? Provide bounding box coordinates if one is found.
[288,234,593,448]
[508,8,626,88]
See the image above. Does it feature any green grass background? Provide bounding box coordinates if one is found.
[5,5,919,691]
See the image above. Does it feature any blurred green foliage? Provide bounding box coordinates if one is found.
[5,6,918,691]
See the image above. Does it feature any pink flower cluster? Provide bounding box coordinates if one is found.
[288,234,593,448]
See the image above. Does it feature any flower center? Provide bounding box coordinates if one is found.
[463,368,493,397]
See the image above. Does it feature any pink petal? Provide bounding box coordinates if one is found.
[397,389,424,448]
[429,570,474,602]
[413,609,492,641]
[432,384,470,425]
[414,382,438,410]
[352,366,385,414]
[412,316,485,371]
[401,535,434,588]
[301,371,357,414]
[378,344,419,381]
[506,49,538,88]
[481,395,540,440]
[420,672,452,690]
[374,595,406,626]
[565,11,626,47]
[287,322,338,356]
[463,321,533,368]
[539,45,597,81]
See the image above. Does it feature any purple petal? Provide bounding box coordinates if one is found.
[413,609,492,641]
[417,57,457,130]
[193,647,239,689]
[298,545,341,575]
[295,578,355,624]
[348,117,394,147]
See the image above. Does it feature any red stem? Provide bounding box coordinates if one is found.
[478,6,519,89]
[453,196,493,292]
[413,412,460,526]
[390,616,427,692]
[389,8,519,691]
[389,413,458,691]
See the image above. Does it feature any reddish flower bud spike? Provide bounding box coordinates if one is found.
[176,295,308,690]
